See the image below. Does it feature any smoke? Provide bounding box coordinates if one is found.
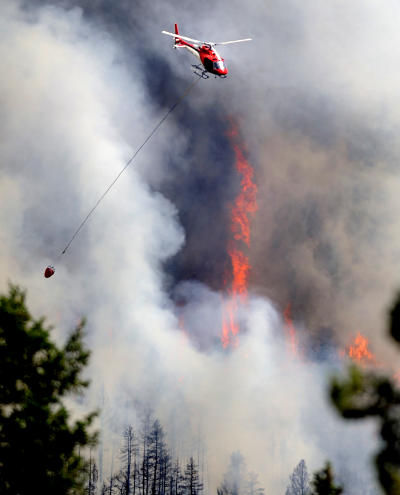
[88,0,400,363]
[251,130,400,360]
[2,0,400,493]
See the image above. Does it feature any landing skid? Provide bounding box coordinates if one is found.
[192,64,209,79]
[191,65,228,79]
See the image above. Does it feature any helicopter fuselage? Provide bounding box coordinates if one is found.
[176,39,228,77]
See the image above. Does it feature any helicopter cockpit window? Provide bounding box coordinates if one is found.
[213,61,225,70]
[203,58,213,72]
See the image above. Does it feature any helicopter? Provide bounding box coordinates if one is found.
[162,24,252,78]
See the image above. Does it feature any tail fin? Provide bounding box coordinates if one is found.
[174,23,185,46]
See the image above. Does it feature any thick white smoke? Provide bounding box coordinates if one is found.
[0,1,387,493]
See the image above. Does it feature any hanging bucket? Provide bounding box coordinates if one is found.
[44,265,55,278]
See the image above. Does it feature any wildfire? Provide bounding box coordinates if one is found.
[221,122,257,348]
[230,145,258,246]
[343,332,376,365]
[341,333,400,385]
[222,297,239,348]
[342,333,400,384]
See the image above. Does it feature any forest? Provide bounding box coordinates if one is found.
[1,284,398,495]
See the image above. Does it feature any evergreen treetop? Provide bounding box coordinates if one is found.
[0,284,97,495]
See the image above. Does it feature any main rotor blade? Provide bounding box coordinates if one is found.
[162,31,252,47]
[162,31,202,44]
[214,38,252,46]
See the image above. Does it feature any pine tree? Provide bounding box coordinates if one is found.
[148,420,166,495]
[286,459,310,495]
[310,463,342,495]
[86,454,99,495]
[159,446,171,495]
[183,457,203,495]
[140,413,152,495]
[0,284,97,494]
[170,458,184,495]
[120,426,136,495]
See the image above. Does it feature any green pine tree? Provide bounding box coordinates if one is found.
[0,284,97,494]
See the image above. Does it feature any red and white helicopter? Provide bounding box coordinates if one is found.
[162,24,252,78]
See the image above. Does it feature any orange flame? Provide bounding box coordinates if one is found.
[343,333,400,381]
[222,297,239,348]
[349,333,374,361]
[343,332,376,365]
[230,145,258,246]
[283,303,298,357]
[229,247,251,300]
[221,122,257,348]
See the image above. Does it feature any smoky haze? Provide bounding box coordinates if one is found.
[2,0,399,493]
[46,0,400,359]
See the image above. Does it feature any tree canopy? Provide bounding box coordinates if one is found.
[310,463,342,495]
[0,284,97,494]
[285,459,310,495]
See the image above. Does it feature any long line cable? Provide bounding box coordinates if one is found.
[60,75,202,256]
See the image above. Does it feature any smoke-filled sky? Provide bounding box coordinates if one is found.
[2,0,400,492]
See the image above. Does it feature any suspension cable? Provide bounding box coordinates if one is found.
[60,76,202,256]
